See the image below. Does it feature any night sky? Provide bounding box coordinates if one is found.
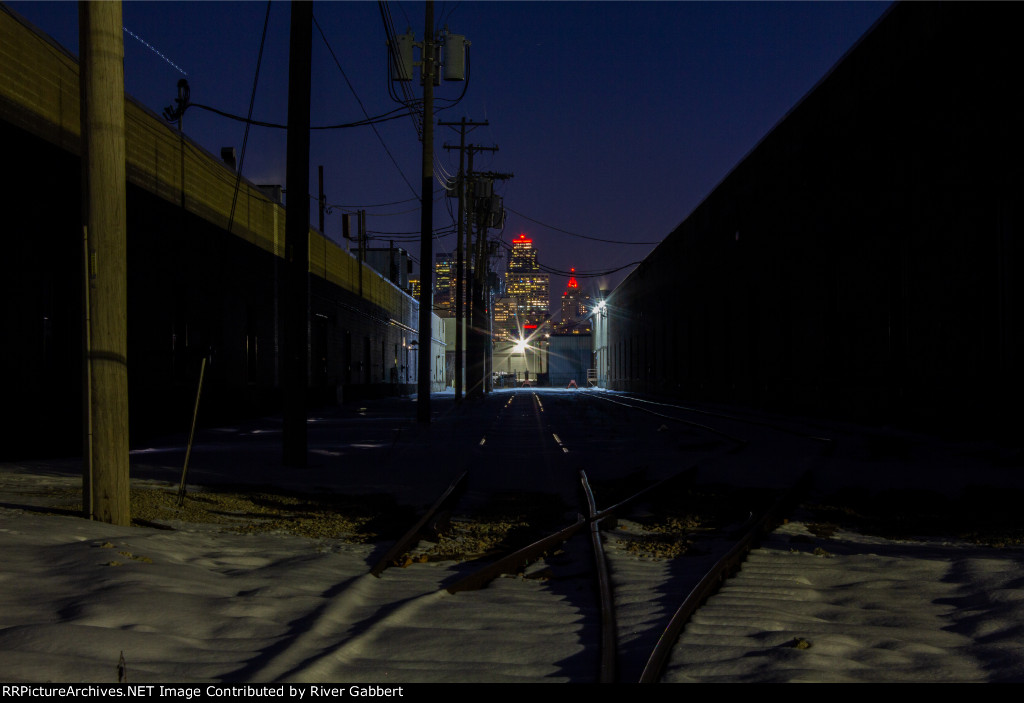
[9,0,891,306]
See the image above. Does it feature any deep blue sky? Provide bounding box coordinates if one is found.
[10,0,891,303]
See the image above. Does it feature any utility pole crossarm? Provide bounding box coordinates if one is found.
[439,119,489,131]
[472,171,514,181]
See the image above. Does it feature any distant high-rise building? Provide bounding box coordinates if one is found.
[556,268,592,334]
[493,296,517,341]
[434,254,454,316]
[409,277,420,300]
[503,233,549,340]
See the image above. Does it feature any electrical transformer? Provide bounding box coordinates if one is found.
[389,31,415,82]
[443,33,467,81]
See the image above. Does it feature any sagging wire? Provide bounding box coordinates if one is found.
[379,0,423,138]
[174,101,414,131]
[495,237,641,278]
[506,206,663,246]
[329,190,447,218]
[314,12,419,198]
[330,195,420,209]
[228,0,272,236]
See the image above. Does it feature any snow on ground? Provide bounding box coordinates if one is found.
[2,390,1024,683]
[0,486,595,683]
[664,523,1024,682]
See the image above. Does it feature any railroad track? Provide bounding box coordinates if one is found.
[8,389,1016,682]
[284,388,822,682]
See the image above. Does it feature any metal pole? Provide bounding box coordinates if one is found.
[177,357,207,506]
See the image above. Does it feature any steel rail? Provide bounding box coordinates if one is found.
[592,467,697,523]
[587,389,834,445]
[445,517,587,593]
[580,469,618,683]
[441,392,586,593]
[589,392,748,447]
[638,470,814,682]
[369,468,469,576]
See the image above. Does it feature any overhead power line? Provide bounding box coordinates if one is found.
[329,195,420,209]
[184,101,414,131]
[227,0,272,236]
[506,206,662,245]
[313,13,419,197]
[328,190,447,216]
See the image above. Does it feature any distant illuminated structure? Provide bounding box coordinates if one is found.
[409,277,420,300]
[503,233,549,338]
[555,268,591,333]
[493,297,517,341]
[434,254,454,316]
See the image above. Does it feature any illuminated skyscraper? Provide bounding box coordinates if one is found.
[434,254,454,316]
[504,234,549,338]
[493,297,516,341]
[556,268,591,333]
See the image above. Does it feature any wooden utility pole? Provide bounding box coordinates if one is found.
[462,149,495,399]
[416,0,436,423]
[463,160,510,399]
[467,196,487,399]
[440,119,489,401]
[283,0,312,467]
[79,0,130,525]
